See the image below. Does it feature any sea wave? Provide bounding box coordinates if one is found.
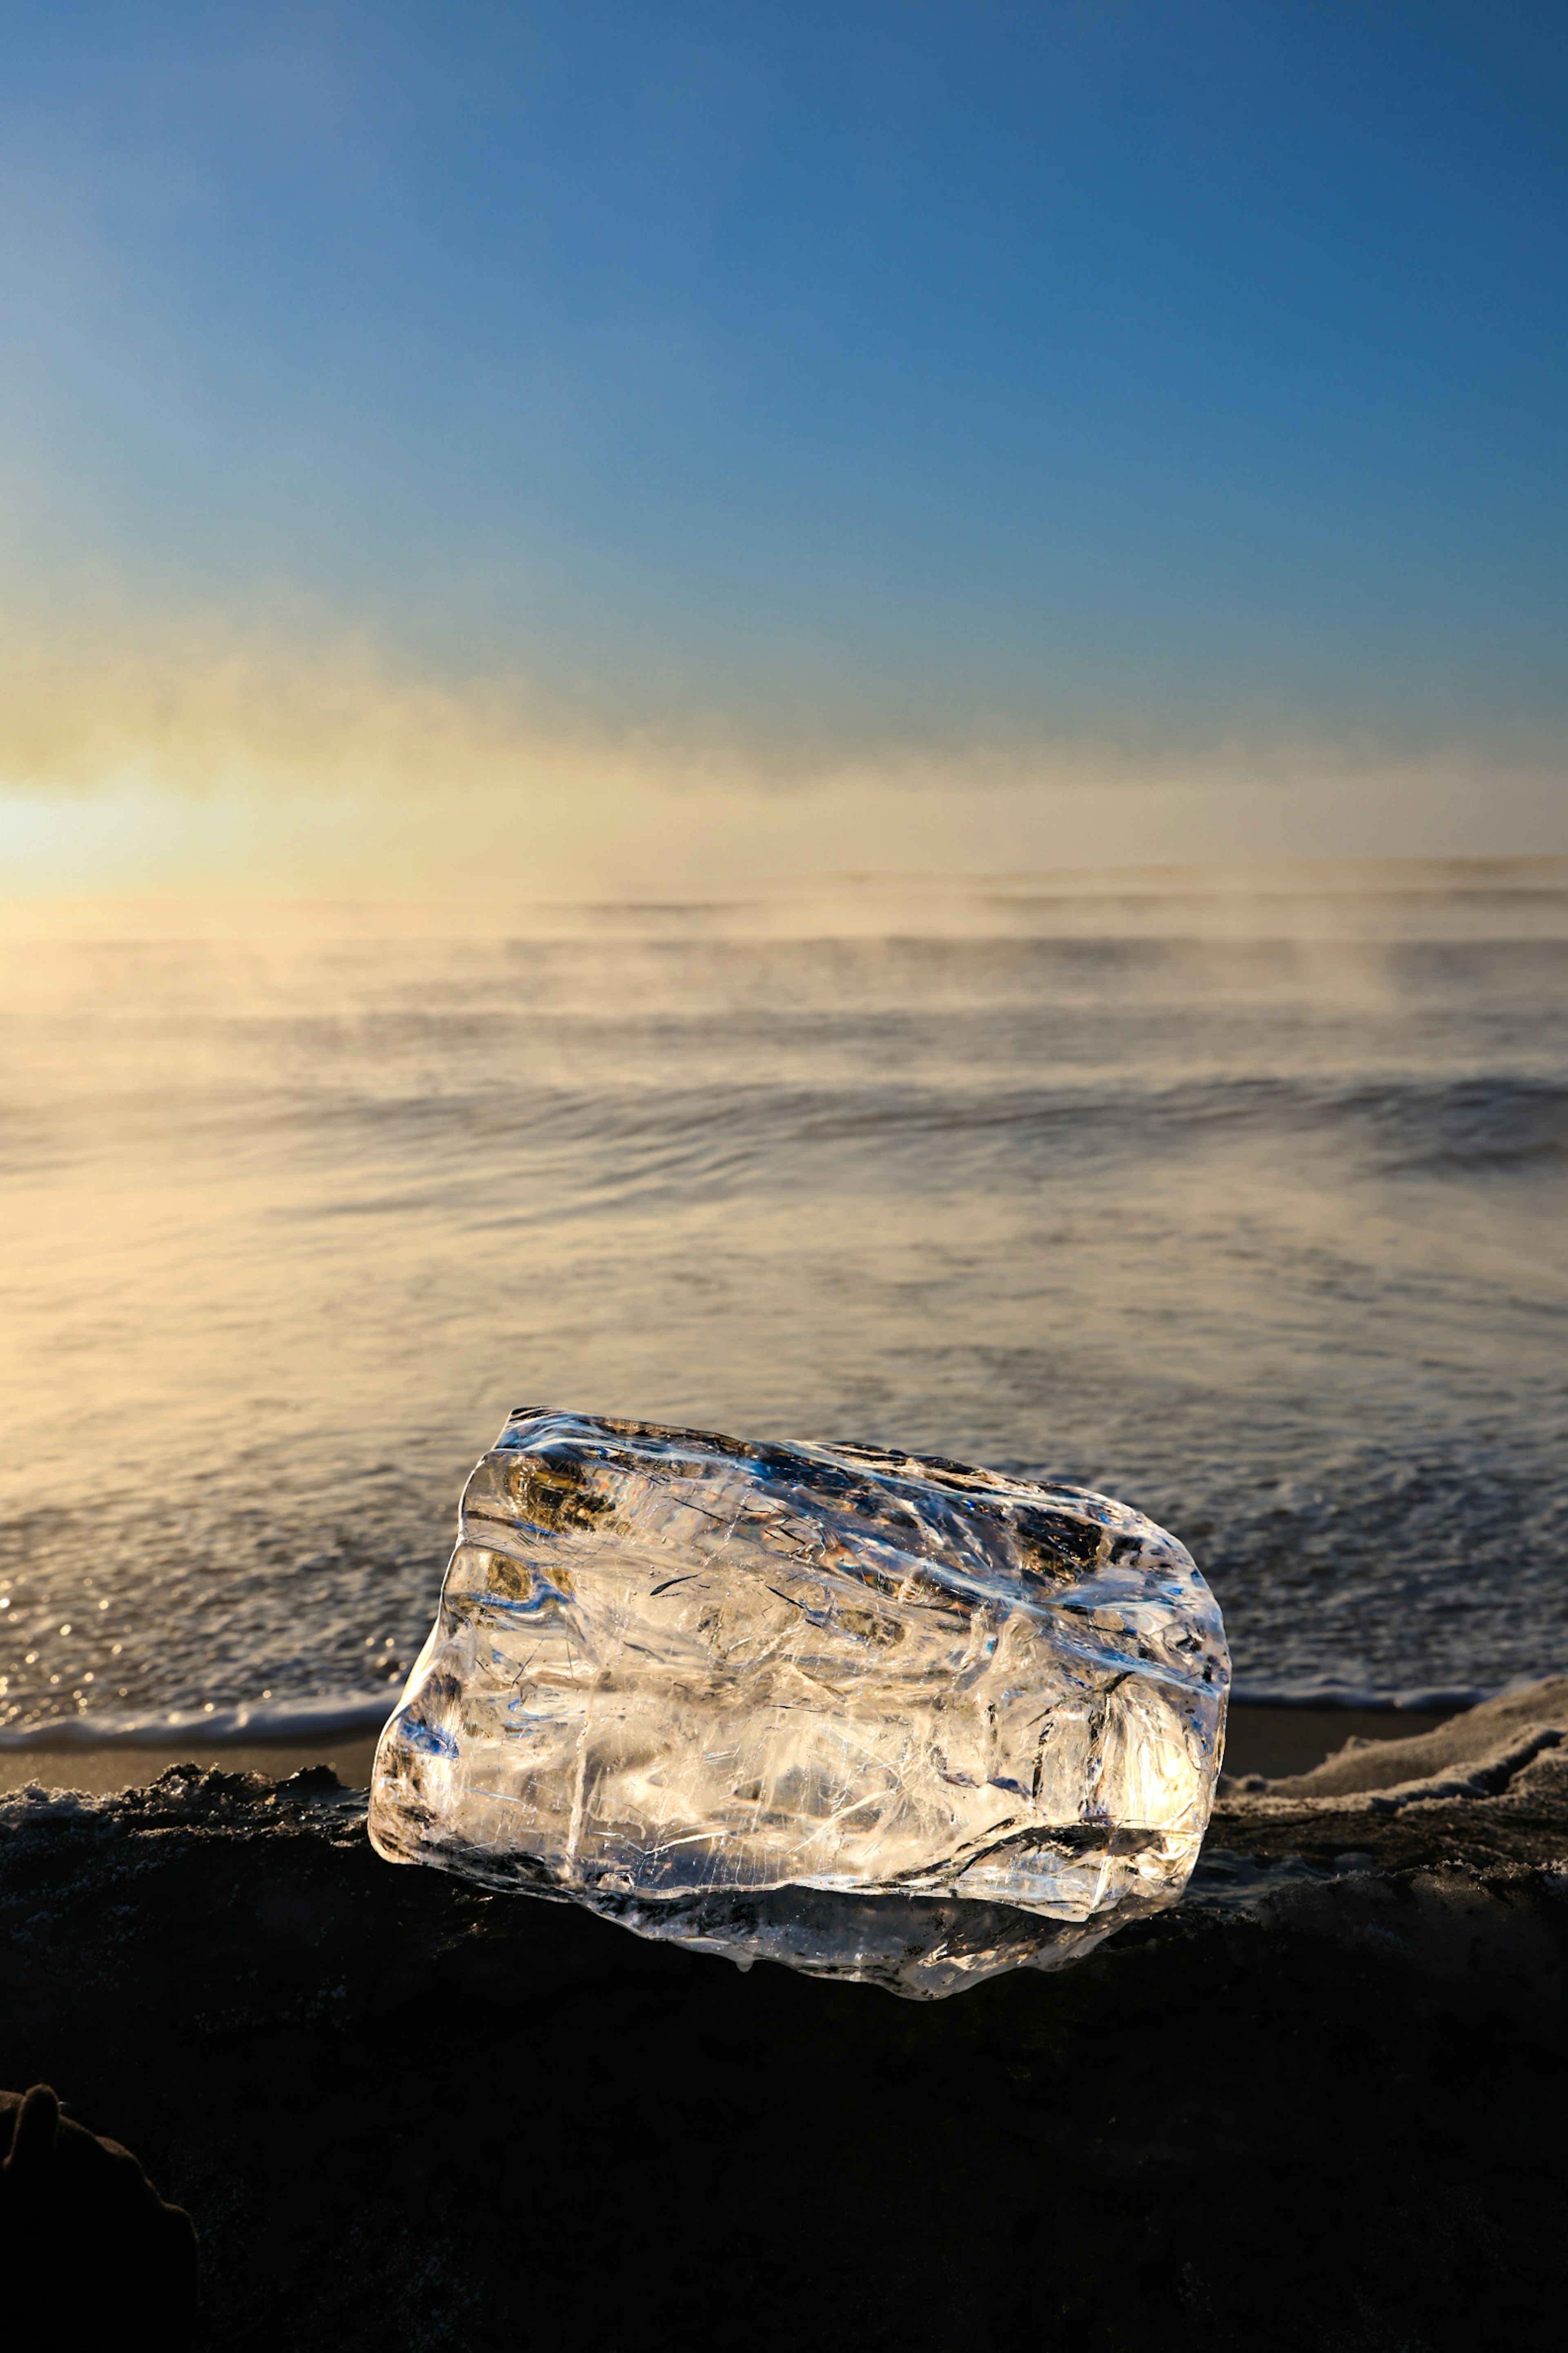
[0,1692,396,1749]
[24,1066,1548,1198]
[2,1678,1556,1750]
[1227,1679,1499,1711]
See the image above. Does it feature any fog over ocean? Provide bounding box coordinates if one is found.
[2,859,1564,1744]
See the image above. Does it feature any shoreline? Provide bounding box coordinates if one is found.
[0,1731,386,1796]
[0,1700,1455,1798]
[3,1680,1565,2346]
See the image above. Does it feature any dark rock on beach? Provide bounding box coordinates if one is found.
[2,1684,1567,2351]
[1,2081,198,2347]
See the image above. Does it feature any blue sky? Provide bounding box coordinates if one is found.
[1,2,1565,885]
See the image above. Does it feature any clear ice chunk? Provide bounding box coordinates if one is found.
[369,1410,1229,1996]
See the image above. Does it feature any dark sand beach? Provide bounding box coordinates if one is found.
[4,1684,1566,2349]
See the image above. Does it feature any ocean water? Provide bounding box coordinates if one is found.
[2,860,1565,1746]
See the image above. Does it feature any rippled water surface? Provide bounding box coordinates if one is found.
[2,862,1565,1738]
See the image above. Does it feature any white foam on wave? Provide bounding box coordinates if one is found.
[0,1672,1558,1751]
[0,1692,394,1749]
[1230,1678,1504,1712]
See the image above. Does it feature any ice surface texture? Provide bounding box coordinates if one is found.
[369,1411,1229,1995]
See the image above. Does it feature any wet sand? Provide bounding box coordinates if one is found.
[0,1702,1451,1798]
[0,1733,384,1796]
